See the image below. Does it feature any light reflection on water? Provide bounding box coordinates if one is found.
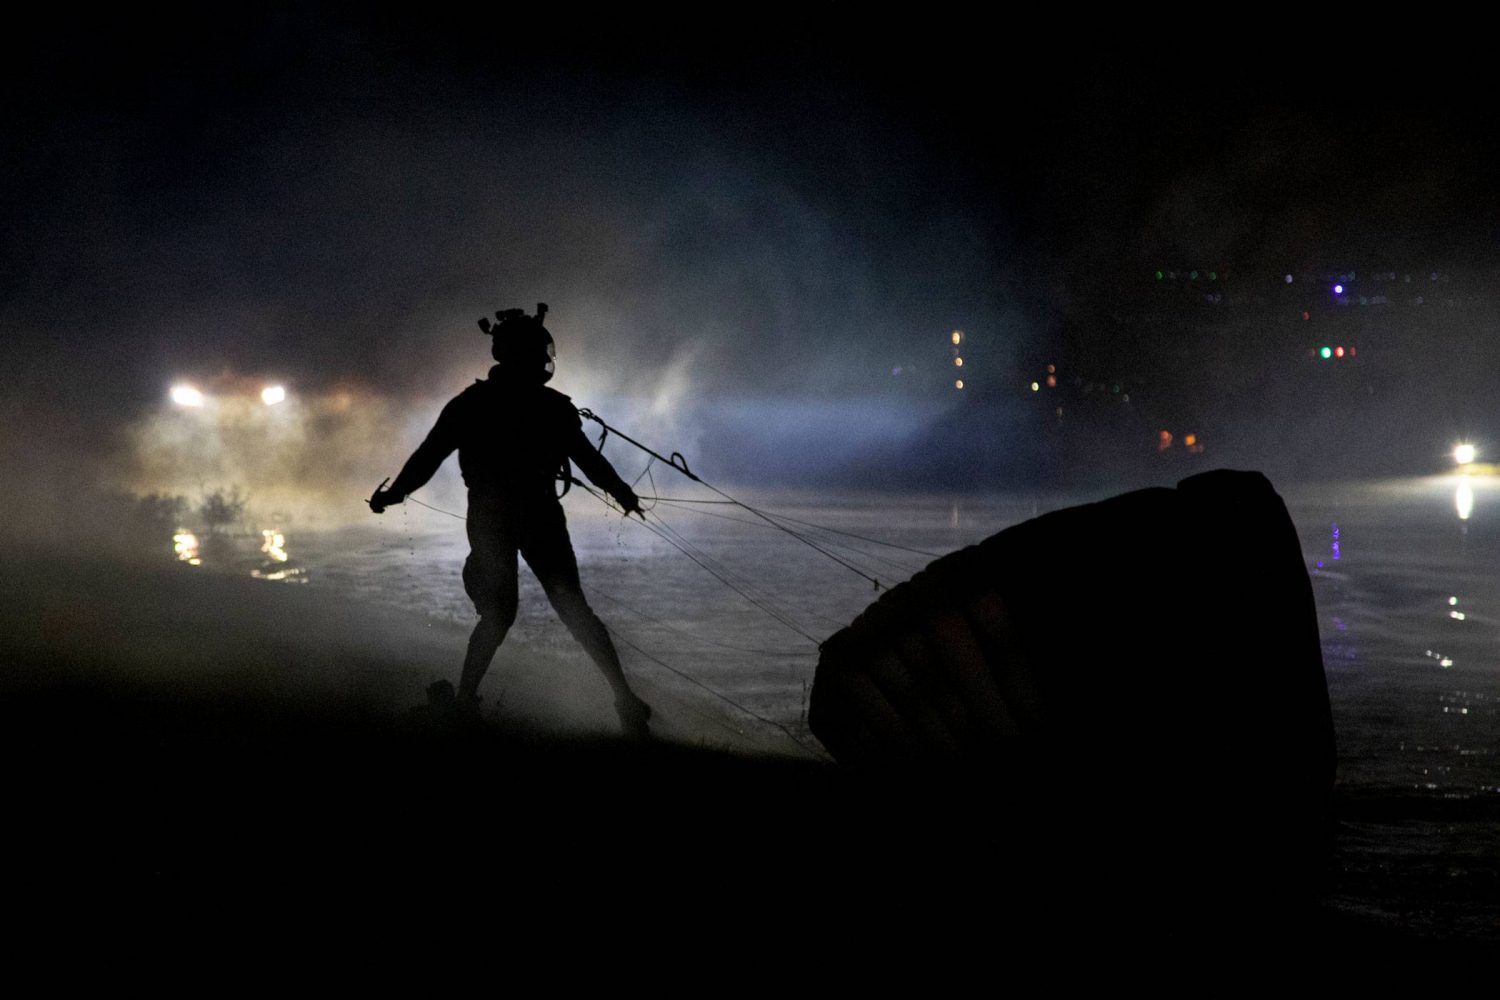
[166,526,306,583]
[1290,473,1499,799]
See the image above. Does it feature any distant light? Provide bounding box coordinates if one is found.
[1456,478,1474,520]
[1046,374,1057,387]
[1046,364,1056,374]
[955,379,964,390]
[1285,274,1294,284]
[1030,381,1040,392]
[1184,434,1197,447]
[1455,443,1477,465]
[1189,270,1198,280]
[1302,311,1310,321]
[1334,346,1345,358]
[1208,271,1217,281]
[1449,596,1458,606]
[1319,347,1332,359]
[892,366,902,376]
[173,531,201,566]
[1158,430,1173,451]
[951,331,963,345]
[170,385,205,407]
[1348,346,1356,357]
[954,357,964,367]
[1155,271,1163,280]
[261,385,287,405]
[1333,284,1344,294]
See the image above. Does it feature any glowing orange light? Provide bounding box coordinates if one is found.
[1046,374,1057,388]
[1158,430,1173,452]
[955,379,964,390]
[954,357,964,367]
[951,331,962,345]
[1184,434,1197,447]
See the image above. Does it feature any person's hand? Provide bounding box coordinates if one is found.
[619,489,644,519]
[368,487,397,514]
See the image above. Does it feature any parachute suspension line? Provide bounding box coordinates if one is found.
[601,623,833,762]
[572,480,824,644]
[591,588,815,656]
[653,499,926,578]
[577,409,885,591]
[642,508,845,632]
[409,496,467,521]
[637,512,824,644]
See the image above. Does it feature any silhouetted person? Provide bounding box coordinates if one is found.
[369,304,652,737]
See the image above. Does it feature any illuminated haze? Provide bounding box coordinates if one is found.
[4,11,1498,537]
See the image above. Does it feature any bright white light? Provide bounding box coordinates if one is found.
[1456,478,1474,521]
[261,385,287,406]
[1454,443,1477,465]
[170,385,205,408]
[951,331,962,345]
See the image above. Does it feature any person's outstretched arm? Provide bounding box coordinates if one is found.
[568,422,640,515]
[370,398,463,513]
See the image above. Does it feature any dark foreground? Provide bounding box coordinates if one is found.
[2,548,1494,955]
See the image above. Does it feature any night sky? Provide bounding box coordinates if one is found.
[5,8,1498,519]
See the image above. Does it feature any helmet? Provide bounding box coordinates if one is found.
[479,303,554,384]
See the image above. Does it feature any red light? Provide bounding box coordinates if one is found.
[1348,346,1356,357]
[1301,311,1310,321]
[1334,346,1344,358]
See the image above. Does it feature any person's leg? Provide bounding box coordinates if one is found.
[459,500,520,702]
[523,502,651,735]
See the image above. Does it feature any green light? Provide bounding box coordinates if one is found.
[1319,346,1332,359]
[1155,270,1163,280]
[1189,270,1198,280]
[1208,271,1217,280]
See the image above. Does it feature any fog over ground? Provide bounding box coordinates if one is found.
[4,10,1498,536]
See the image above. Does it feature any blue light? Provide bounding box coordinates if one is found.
[1333,284,1344,294]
